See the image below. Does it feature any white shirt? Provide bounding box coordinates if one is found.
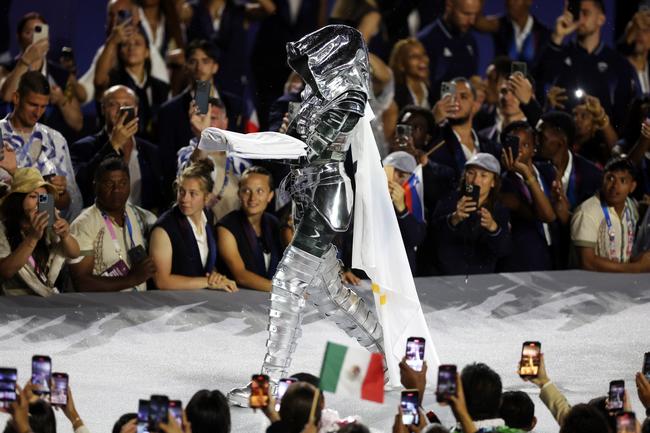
[560,150,573,196]
[453,129,481,161]
[127,143,142,207]
[513,15,534,54]
[407,82,430,109]
[288,0,301,23]
[186,212,209,267]
[138,7,166,54]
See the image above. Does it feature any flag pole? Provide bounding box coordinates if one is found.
[309,388,320,424]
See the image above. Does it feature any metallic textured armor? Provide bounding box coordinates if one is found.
[228,25,384,406]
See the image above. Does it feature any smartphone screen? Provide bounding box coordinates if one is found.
[50,373,68,406]
[518,341,541,378]
[405,337,425,372]
[195,80,211,115]
[607,380,625,412]
[169,400,182,427]
[137,400,150,433]
[275,378,297,411]
[0,368,17,409]
[400,390,420,425]
[32,355,52,396]
[616,412,636,433]
[119,106,136,124]
[436,365,457,403]
[643,352,650,381]
[503,135,520,161]
[250,374,269,408]
[148,395,169,432]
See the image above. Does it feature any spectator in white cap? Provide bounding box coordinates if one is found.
[431,152,512,275]
[383,151,426,274]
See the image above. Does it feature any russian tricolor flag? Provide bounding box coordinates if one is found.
[403,165,424,223]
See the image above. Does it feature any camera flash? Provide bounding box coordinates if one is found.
[574,89,584,99]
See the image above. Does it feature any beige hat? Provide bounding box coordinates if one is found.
[5,167,57,198]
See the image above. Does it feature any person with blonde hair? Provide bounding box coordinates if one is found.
[149,159,237,291]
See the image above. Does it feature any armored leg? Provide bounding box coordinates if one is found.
[227,245,324,406]
[308,246,384,354]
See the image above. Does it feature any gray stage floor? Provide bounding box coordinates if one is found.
[0,270,648,433]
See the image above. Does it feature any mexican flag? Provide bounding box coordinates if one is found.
[319,342,384,403]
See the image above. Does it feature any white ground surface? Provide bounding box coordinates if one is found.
[0,270,648,433]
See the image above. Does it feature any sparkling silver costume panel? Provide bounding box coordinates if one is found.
[228,26,384,404]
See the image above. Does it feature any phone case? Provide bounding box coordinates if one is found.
[195,81,211,115]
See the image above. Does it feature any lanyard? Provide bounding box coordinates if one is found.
[27,255,48,285]
[601,200,635,262]
[101,211,135,261]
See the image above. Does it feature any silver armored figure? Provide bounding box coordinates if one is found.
[228,25,384,406]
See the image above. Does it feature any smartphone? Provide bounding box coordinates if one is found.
[275,378,297,411]
[148,395,169,432]
[574,88,585,104]
[503,134,520,161]
[436,364,457,403]
[117,9,133,26]
[616,412,636,433]
[195,80,211,115]
[405,337,425,372]
[50,372,68,406]
[400,390,420,425]
[38,193,55,227]
[249,374,269,408]
[511,61,527,77]
[137,400,150,433]
[32,24,49,44]
[441,81,456,98]
[463,184,481,206]
[287,101,301,123]
[395,124,413,148]
[0,368,17,409]
[31,355,52,396]
[119,106,136,124]
[607,380,625,412]
[518,341,541,378]
[127,245,148,265]
[643,352,650,381]
[169,400,182,427]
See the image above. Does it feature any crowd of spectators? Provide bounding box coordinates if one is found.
[1,348,649,433]
[3,0,650,296]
